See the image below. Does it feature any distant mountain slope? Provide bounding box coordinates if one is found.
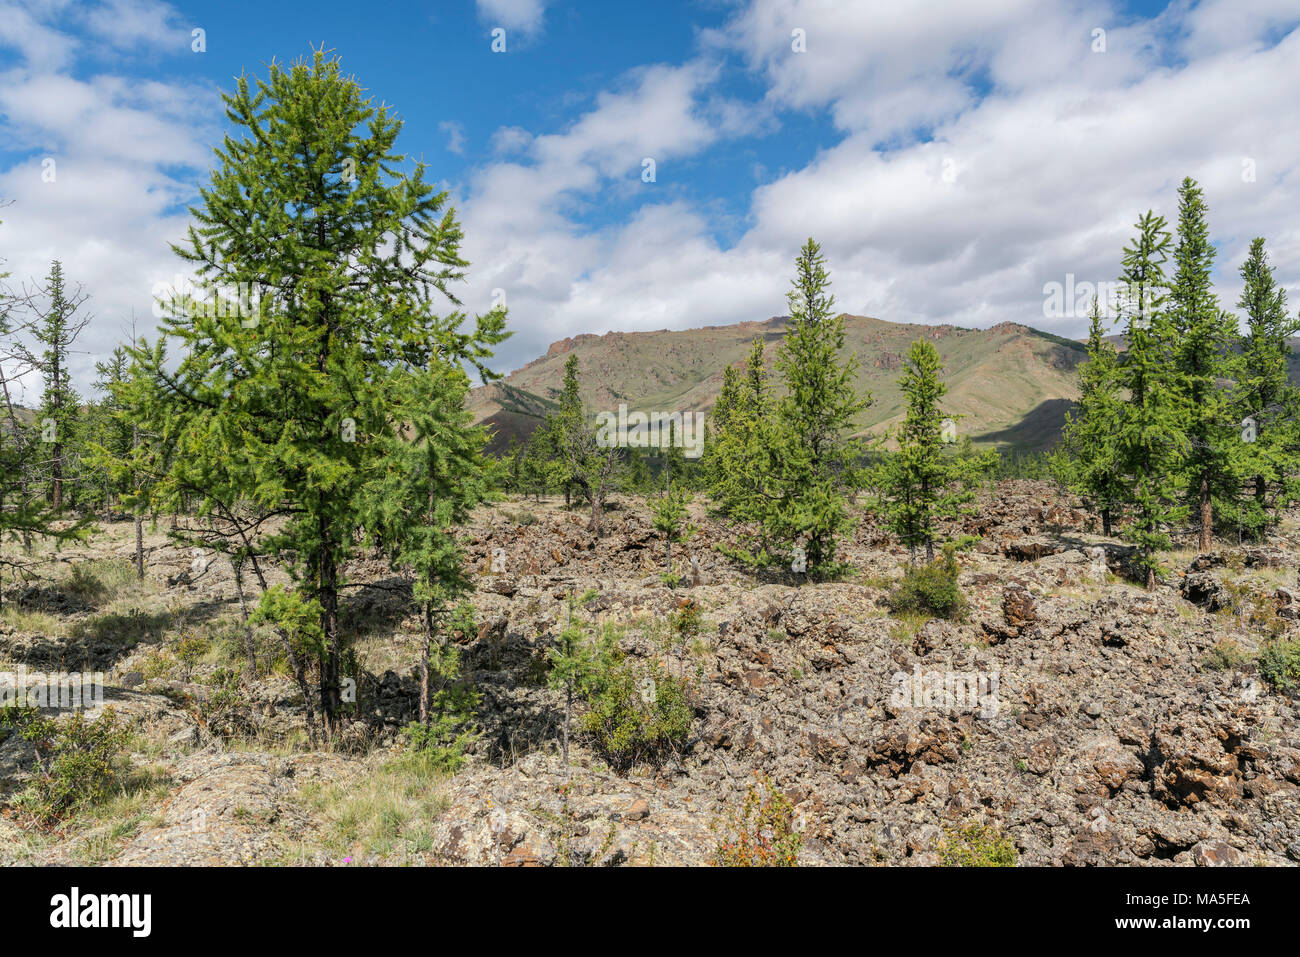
[470,315,1088,453]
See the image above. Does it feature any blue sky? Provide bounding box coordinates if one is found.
[2,0,1300,395]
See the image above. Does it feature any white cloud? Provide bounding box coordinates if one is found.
[475,0,547,36]
[454,0,1300,380]
[0,1,218,398]
[7,0,1300,397]
[439,120,467,155]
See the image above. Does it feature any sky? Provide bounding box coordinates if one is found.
[1,0,1299,397]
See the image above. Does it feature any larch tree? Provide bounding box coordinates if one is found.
[1166,178,1244,551]
[19,261,89,512]
[1113,210,1186,587]
[1063,297,1124,536]
[552,354,622,535]
[769,239,869,570]
[135,50,506,735]
[1236,237,1299,537]
[875,338,992,561]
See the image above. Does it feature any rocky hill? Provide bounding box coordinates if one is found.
[470,316,1086,454]
[3,483,1298,866]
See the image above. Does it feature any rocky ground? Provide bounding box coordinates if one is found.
[1,479,1298,866]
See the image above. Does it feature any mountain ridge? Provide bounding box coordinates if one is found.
[470,314,1088,454]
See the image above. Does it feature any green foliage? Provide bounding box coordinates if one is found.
[1063,297,1124,534]
[1167,178,1247,550]
[577,657,692,773]
[1112,209,1187,585]
[399,639,479,776]
[1258,639,1300,693]
[887,547,967,620]
[251,585,325,660]
[938,822,1018,867]
[704,338,779,531]
[129,49,506,725]
[1,707,129,827]
[550,355,623,533]
[709,775,802,867]
[706,241,869,572]
[1235,237,1300,538]
[651,484,693,575]
[874,339,994,561]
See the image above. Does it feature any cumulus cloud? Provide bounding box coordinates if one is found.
[5,0,1300,394]
[0,0,217,399]
[475,0,547,37]
[455,0,1300,378]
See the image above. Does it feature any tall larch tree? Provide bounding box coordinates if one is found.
[1063,297,1124,536]
[135,50,506,734]
[1236,237,1298,537]
[1166,177,1244,551]
[876,338,992,561]
[1113,210,1186,587]
[769,239,869,570]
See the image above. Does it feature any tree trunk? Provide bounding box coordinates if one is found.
[317,522,341,737]
[562,680,571,767]
[590,496,603,537]
[275,625,319,748]
[231,557,259,675]
[1199,475,1212,552]
[1101,508,1111,538]
[419,604,432,725]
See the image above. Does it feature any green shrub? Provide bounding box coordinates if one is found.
[1258,639,1300,693]
[2,707,129,827]
[578,658,692,772]
[888,549,966,620]
[938,822,1017,867]
[709,775,802,867]
[400,642,479,772]
[1200,639,1247,672]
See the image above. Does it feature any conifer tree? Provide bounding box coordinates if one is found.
[0,224,85,579]
[134,50,506,732]
[552,354,622,534]
[651,483,691,579]
[705,338,776,527]
[362,361,489,735]
[769,239,869,570]
[87,345,134,516]
[549,354,585,508]
[20,262,89,511]
[1166,178,1244,551]
[1063,297,1124,536]
[701,362,740,486]
[1113,211,1186,587]
[1236,237,1298,537]
[875,338,992,561]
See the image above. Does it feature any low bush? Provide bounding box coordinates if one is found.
[1,706,129,827]
[709,774,802,867]
[578,657,692,772]
[937,822,1017,867]
[1258,639,1300,693]
[888,548,967,620]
